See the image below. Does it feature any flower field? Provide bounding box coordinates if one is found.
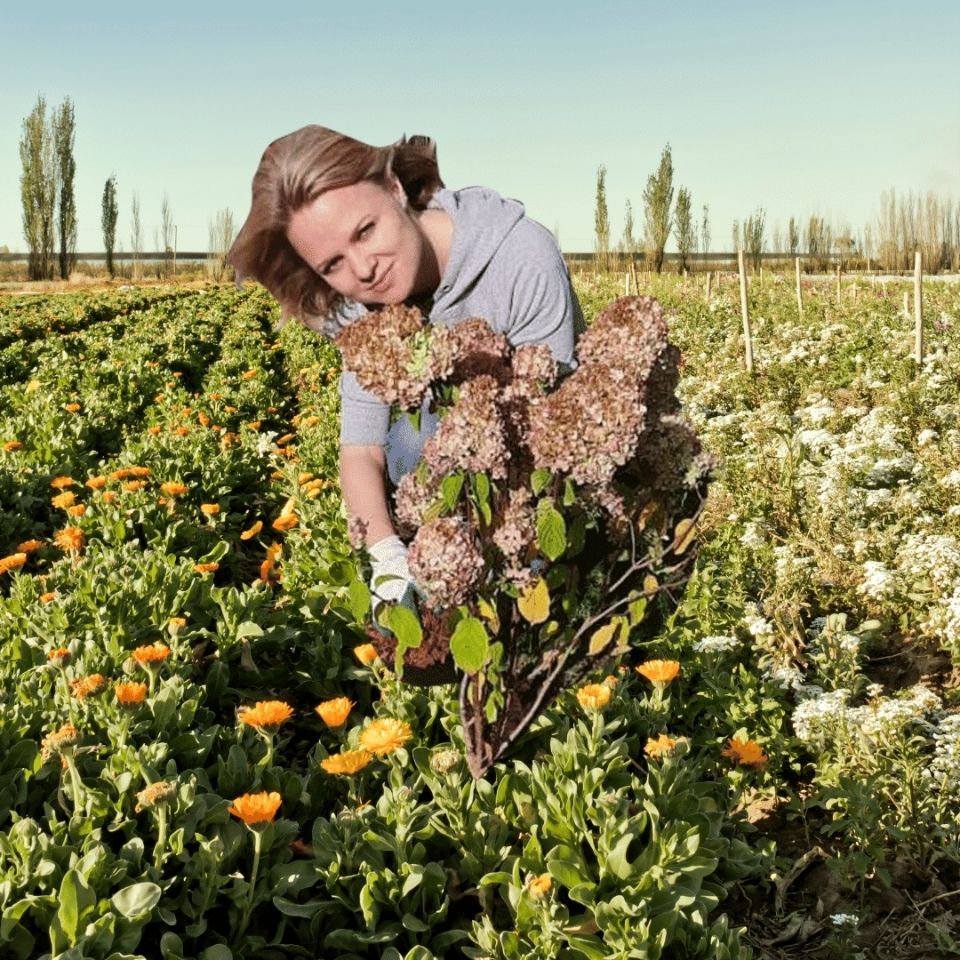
[1,273,959,959]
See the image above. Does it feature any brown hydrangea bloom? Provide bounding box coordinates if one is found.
[435,318,511,384]
[393,469,441,537]
[491,488,535,560]
[510,343,558,395]
[408,517,485,608]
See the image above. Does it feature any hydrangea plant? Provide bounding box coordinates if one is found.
[337,296,712,777]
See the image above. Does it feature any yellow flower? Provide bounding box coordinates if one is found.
[320,750,372,776]
[527,873,553,899]
[0,553,27,575]
[644,733,678,759]
[240,520,263,540]
[352,643,379,666]
[721,737,768,768]
[576,683,612,711]
[168,616,187,632]
[160,482,188,496]
[51,491,77,509]
[70,674,107,699]
[53,527,85,552]
[228,791,282,826]
[358,718,412,756]
[116,681,149,707]
[635,659,681,688]
[132,642,171,665]
[315,697,354,728]
[238,700,294,731]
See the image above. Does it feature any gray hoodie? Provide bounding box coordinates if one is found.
[338,185,582,481]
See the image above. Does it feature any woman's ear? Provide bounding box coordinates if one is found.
[389,173,407,208]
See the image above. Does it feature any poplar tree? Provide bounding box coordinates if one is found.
[130,193,143,280]
[19,96,56,281]
[621,199,636,259]
[673,187,693,274]
[54,98,77,280]
[102,175,119,278]
[700,205,711,257]
[642,144,673,274]
[594,165,610,272]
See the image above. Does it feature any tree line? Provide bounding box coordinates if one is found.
[16,95,237,282]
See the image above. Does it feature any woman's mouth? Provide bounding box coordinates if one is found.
[369,265,392,293]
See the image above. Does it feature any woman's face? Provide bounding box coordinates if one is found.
[286,177,427,305]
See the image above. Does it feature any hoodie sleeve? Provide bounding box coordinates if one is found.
[497,219,580,367]
[340,371,391,446]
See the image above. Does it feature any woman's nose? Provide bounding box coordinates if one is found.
[350,249,376,283]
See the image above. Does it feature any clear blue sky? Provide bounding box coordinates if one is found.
[3,0,958,254]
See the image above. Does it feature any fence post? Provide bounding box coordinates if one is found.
[629,257,639,296]
[914,250,923,367]
[738,250,754,374]
[795,257,803,319]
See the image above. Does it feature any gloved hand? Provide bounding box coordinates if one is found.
[368,535,418,611]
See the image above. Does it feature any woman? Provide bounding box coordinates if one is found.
[228,125,582,611]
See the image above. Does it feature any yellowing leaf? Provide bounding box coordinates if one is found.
[280,494,298,517]
[643,574,659,598]
[672,518,697,555]
[518,578,550,624]
[588,622,618,655]
[477,597,500,633]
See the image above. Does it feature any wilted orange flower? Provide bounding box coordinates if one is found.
[50,476,75,489]
[644,734,678,758]
[358,718,412,756]
[271,513,298,532]
[47,646,70,665]
[53,527,85,551]
[240,521,262,540]
[64,403,81,413]
[193,562,219,574]
[39,591,56,604]
[200,503,221,516]
[229,790,282,826]
[115,681,148,706]
[722,737,768,768]
[315,697,354,728]
[320,749,372,776]
[17,540,44,554]
[124,480,148,492]
[0,553,27,574]
[40,723,78,761]
[70,673,107,699]
[132,643,171,665]
[160,482,188,496]
[635,659,681,687]
[576,683,612,711]
[527,874,553,898]
[135,780,176,811]
[85,476,107,490]
[353,643,379,666]
[603,674,619,687]
[67,504,86,518]
[238,700,294,730]
[3,440,23,451]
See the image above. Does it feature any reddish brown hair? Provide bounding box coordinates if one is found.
[227,126,443,330]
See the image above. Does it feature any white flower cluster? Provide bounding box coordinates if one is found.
[743,603,775,641]
[858,560,898,601]
[923,713,960,785]
[897,533,960,593]
[693,634,740,654]
[943,587,960,650]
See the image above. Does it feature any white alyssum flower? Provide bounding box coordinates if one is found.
[916,428,938,446]
[693,635,740,654]
[858,561,897,601]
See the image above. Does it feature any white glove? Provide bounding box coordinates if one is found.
[368,535,417,607]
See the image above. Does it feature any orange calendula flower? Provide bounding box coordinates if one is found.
[644,733,678,759]
[320,749,372,776]
[358,718,412,756]
[275,433,296,447]
[40,723,79,762]
[3,440,23,451]
[259,557,278,583]
[132,642,171,665]
[135,780,176,811]
[527,873,553,899]
[200,503,221,516]
[265,542,283,561]
[115,681,148,706]
[168,616,187,631]
[146,425,162,435]
[172,426,190,437]
[229,790,282,826]
[0,553,27,574]
[66,504,86,518]
[39,591,56,604]
[271,513,298,532]
[635,659,681,687]
[197,412,211,427]
[124,480,148,492]
[51,491,77,509]
[70,673,108,699]
[85,475,107,490]
[128,466,151,478]
[722,737,768,768]
[352,643,379,666]
[238,700,294,731]
[17,540,44,554]
[64,403,81,412]
[315,697,354,728]
[53,527,85,551]
[160,482,188,496]
[298,472,315,484]
[576,683,612,711]
[101,491,117,504]
[193,562,219,574]
[240,520,262,540]
[47,646,70,665]
[50,476,75,490]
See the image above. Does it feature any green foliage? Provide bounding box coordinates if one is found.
[643,144,674,274]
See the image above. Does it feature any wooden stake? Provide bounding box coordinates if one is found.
[738,250,754,374]
[624,272,630,296]
[629,257,639,295]
[706,270,713,301]
[795,257,803,319]
[914,250,923,366]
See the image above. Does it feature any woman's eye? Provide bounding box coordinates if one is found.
[359,222,374,239]
[321,258,341,276]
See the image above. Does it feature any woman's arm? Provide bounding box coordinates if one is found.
[339,444,396,546]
